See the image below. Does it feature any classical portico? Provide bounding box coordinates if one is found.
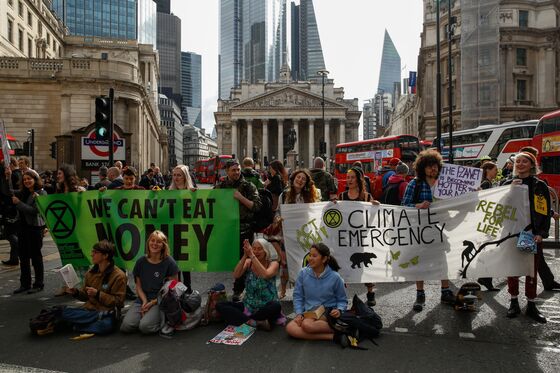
[215,83,361,169]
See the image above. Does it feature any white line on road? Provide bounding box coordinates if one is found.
[394,327,408,333]
[459,332,476,339]
[0,363,65,373]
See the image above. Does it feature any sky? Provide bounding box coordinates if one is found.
[172,0,424,137]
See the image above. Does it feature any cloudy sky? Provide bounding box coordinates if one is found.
[172,0,424,136]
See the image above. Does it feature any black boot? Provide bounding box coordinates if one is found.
[478,277,499,291]
[526,301,546,323]
[507,298,521,318]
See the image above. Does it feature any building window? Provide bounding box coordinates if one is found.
[519,10,529,28]
[8,0,13,7]
[7,19,13,43]
[516,48,527,66]
[18,29,24,51]
[517,80,527,101]
[38,22,42,37]
[46,33,50,46]
[27,11,32,27]
[28,37,32,57]
[18,1,24,18]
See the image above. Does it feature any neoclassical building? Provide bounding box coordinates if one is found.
[417,0,559,139]
[0,35,165,175]
[215,66,361,169]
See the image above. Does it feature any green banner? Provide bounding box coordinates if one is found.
[36,190,240,272]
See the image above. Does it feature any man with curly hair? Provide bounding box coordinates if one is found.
[401,150,455,312]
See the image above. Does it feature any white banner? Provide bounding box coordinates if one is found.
[281,185,533,283]
[0,119,10,168]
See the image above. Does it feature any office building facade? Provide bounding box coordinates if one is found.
[159,93,183,170]
[291,0,325,81]
[181,51,202,128]
[50,0,156,46]
[157,10,181,106]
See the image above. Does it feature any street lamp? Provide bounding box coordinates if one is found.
[436,0,442,153]
[447,0,457,164]
[27,129,34,170]
[317,69,329,160]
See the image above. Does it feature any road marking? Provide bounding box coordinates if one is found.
[0,295,10,298]
[395,327,408,333]
[459,332,476,339]
[0,363,65,373]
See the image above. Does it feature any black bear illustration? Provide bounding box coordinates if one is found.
[350,252,377,269]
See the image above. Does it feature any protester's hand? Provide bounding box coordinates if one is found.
[243,240,253,257]
[32,192,39,199]
[553,211,559,220]
[415,201,430,209]
[151,186,161,191]
[294,314,304,326]
[233,190,243,201]
[141,300,154,314]
[535,235,543,244]
[189,187,198,192]
[512,179,522,186]
[11,196,19,204]
[264,179,271,187]
[330,309,341,319]
[85,287,98,297]
[64,286,77,295]
[371,199,380,206]
[99,186,107,192]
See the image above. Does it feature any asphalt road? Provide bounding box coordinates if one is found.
[0,185,559,372]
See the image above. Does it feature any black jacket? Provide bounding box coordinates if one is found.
[503,176,551,238]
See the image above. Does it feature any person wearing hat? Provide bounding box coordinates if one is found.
[502,151,551,323]
[382,162,410,206]
[216,238,282,330]
[215,158,262,301]
[59,240,127,335]
[382,158,402,189]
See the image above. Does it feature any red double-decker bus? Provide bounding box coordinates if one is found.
[334,135,420,193]
[532,109,560,193]
[194,159,209,184]
[206,155,233,185]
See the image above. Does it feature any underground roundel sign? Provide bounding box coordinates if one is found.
[81,128,126,160]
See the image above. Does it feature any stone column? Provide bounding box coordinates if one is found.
[262,119,269,164]
[308,119,315,168]
[247,119,253,159]
[324,119,330,163]
[339,120,346,144]
[278,119,284,162]
[293,119,299,153]
[231,120,238,157]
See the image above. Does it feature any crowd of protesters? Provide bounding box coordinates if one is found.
[1,146,558,342]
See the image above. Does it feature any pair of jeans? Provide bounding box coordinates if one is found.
[18,225,43,289]
[61,307,114,335]
[216,301,281,326]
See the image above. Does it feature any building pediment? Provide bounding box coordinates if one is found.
[231,86,347,110]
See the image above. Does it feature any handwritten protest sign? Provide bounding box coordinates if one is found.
[434,163,482,199]
[0,119,11,168]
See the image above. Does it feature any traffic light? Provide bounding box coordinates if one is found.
[320,141,326,155]
[95,96,111,140]
[50,142,57,159]
[252,146,258,160]
[22,141,30,156]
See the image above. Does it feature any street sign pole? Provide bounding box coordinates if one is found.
[108,88,114,166]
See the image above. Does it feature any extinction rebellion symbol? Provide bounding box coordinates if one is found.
[45,200,76,239]
[323,209,342,229]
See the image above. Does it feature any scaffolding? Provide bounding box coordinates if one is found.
[460,0,500,129]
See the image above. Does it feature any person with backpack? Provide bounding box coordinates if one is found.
[382,157,401,189]
[120,231,179,334]
[241,157,264,189]
[337,167,379,307]
[381,163,409,206]
[58,240,126,335]
[401,150,455,312]
[215,159,262,301]
[286,243,347,341]
[265,160,288,211]
[216,238,283,330]
[310,157,337,202]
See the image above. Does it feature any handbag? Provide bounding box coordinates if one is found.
[517,230,537,254]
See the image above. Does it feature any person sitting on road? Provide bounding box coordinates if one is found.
[286,243,347,341]
[61,240,127,335]
[216,238,283,330]
[120,230,179,334]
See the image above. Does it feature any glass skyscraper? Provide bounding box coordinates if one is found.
[377,30,401,94]
[181,52,202,128]
[157,11,182,106]
[291,0,325,81]
[219,0,288,99]
[50,0,156,46]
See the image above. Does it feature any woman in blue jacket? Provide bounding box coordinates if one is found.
[286,243,347,341]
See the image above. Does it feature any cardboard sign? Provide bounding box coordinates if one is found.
[434,163,482,199]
